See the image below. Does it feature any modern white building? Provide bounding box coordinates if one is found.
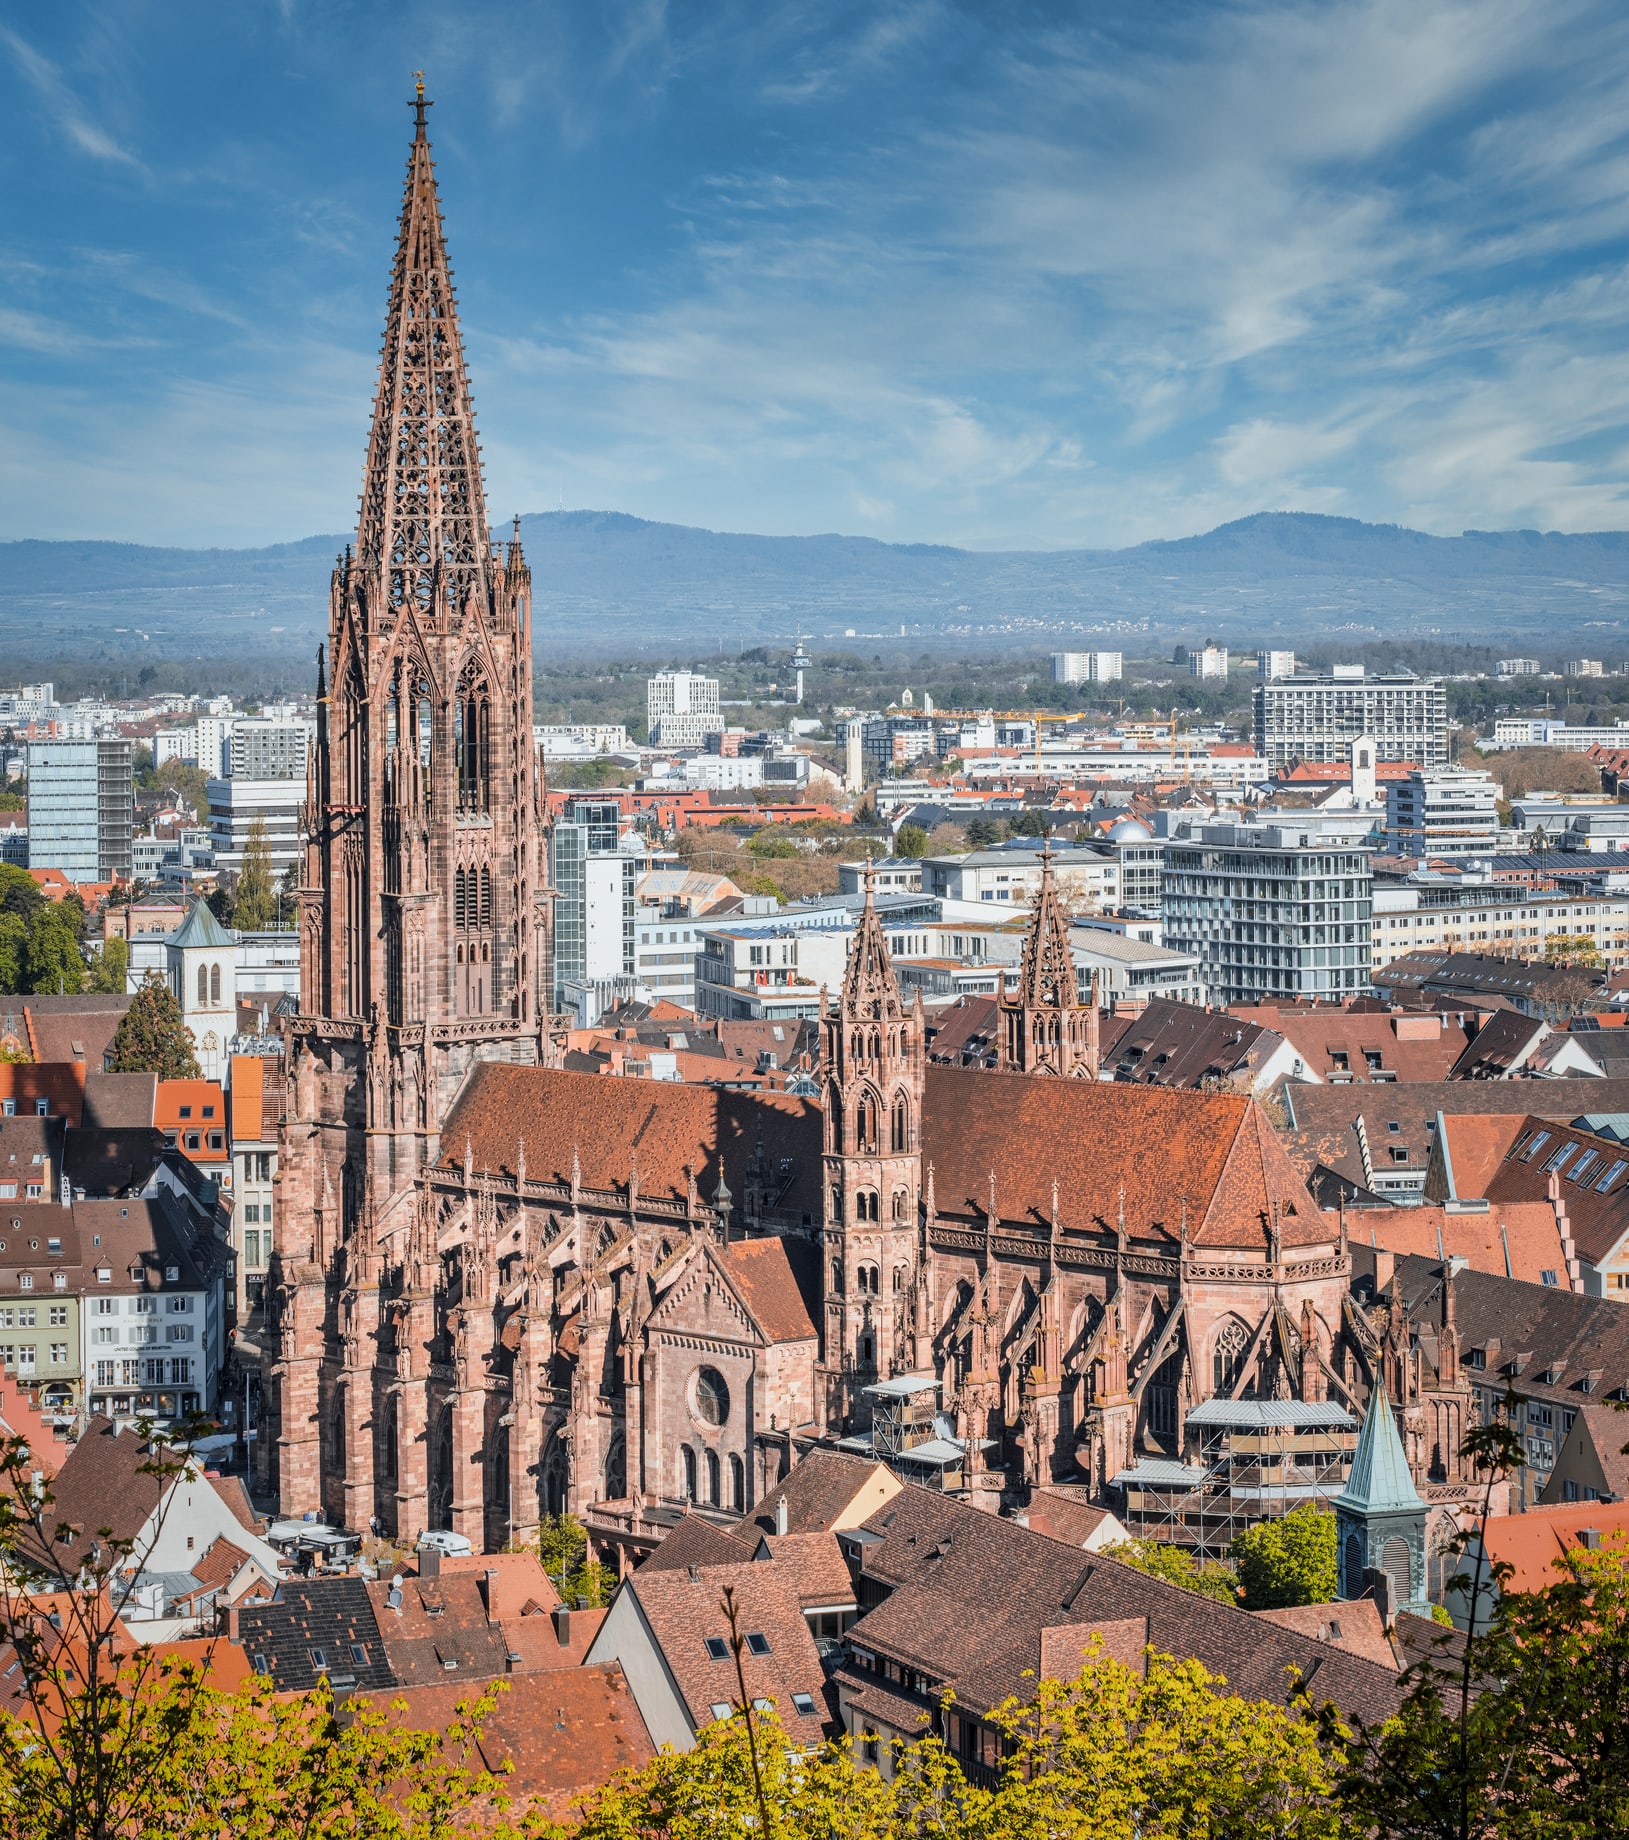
[1488,718,1629,752]
[1566,660,1606,679]
[1161,815,1376,1003]
[919,846,1121,913]
[1188,642,1229,679]
[1385,766,1501,859]
[1066,927,1208,1009]
[533,722,633,759]
[1253,666,1448,768]
[1259,650,1296,680]
[228,719,311,780]
[647,671,723,748]
[1495,659,1541,677]
[1050,651,1123,685]
[204,777,303,877]
[1371,876,1629,971]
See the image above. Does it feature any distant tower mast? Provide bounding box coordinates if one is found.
[790,626,812,707]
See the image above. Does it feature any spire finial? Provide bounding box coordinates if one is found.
[412,72,431,135]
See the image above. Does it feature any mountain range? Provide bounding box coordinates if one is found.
[2,511,1626,676]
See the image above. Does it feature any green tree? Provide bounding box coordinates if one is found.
[234,817,277,931]
[24,903,85,995]
[965,816,1006,849]
[527,1512,613,1608]
[894,823,929,859]
[106,974,200,1079]
[1103,1537,1238,1604]
[746,829,800,860]
[88,934,128,995]
[0,913,26,994]
[1231,1505,1338,1610]
[0,862,43,922]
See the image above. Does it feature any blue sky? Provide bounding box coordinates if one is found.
[3,0,1629,551]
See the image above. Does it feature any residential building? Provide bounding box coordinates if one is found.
[204,777,303,878]
[1495,658,1541,677]
[838,857,924,897]
[1385,766,1500,858]
[1098,818,1164,909]
[227,718,312,780]
[1372,881,1629,973]
[647,671,723,747]
[1049,651,1122,684]
[1259,649,1296,680]
[1538,1405,1629,1504]
[1372,949,1609,1019]
[26,738,133,884]
[1234,1003,1472,1086]
[1488,717,1629,751]
[1566,659,1605,678]
[533,722,633,759]
[1161,816,1375,1003]
[0,1162,82,1415]
[1067,928,1208,1008]
[1254,667,1448,768]
[76,1193,229,1424]
[919,846,1120,913]
[155,717,236,775]
[228,1056,278,1315]
[1188,641,1229,679]
[1448,1497,1629,1632]
[1095,997,1300,1092]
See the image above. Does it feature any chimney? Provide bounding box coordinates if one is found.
[482,1568,499,1624]
[1369,1566,1396,1631]
[1373,1248,1395,1294]
[552,1602,572,1647]
[775,1495,789,1537]
[225,1603,240,1643]
[419,1548,441,1580]
[1579,1527,1601,1551]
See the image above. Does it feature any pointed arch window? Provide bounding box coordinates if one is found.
[856,1091,878,1153]
[210,965,221,1005]
[455,665,490,811]
[480,866,492,928]
[830,1257,844,1295]
[196,964,208,1005]
[891,1094,909,1153]
[680,1446,697,1501]
[455,869,466,930]
[1212,1317,1251,1395]
[416,679,434,803]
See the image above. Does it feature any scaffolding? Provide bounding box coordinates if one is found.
[840,1373,989,1493]
[1112,1400,1357,1561]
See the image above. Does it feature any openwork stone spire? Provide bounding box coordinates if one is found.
[840,860,903,1021]
[357,81,489,623]
[998,843,1100,1077]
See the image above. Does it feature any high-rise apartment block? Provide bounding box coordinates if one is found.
[1161,816,1375,1003]
[1188,642,1229,679]
[1495,658,1541,677]
[1258,650,1296,680]
[647,671,723,747]
[549,799,637,1016]
[26,739,133,884]
[1253,666,1448,768]
[1050,651,1123,684]
[1566,659,1605,679]
[206,778,305,877]
[229,719,312,779]
[1385,766,1500,859]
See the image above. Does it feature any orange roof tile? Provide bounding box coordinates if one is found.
[1475,1502,1629,1594]
[1348,1201,1568,1286]
[715,1236,820,1344]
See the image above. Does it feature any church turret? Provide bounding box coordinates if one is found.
[818,864,926,1430]
[997,844,1099,1077]
[1335,1385,1429,1618]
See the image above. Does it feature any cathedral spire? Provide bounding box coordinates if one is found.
[1015,842,1078,1010]
[840,860,903,1020]
[356,78,489,624]
[997,842,1100,1076]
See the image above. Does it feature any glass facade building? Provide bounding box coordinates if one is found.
[26,739,133,883]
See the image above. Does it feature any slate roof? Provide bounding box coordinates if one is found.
[1483,1117,1629,1267]
[236,1577,393,1694]
[842,1484,1400,1725]
[1233,1005,1470,1084]
[1448,1263,1629,1408]
[81,1073,157,1130]
[1447,1009,1552,1080]
[21,995,131,1069]
[63,1128,169,1198]
[1097,998,1286,1090]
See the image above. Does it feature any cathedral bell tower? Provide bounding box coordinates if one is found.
[270,84,553,1528]
[997,843,1100,1077]
[817,865,926,1432]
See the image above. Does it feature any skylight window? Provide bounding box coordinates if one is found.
[791,1692,817,1716]
[704,1637,729,1662]
[709,1702,732,1722]
[1522,1131,1553,1162]
[1598,1160,1629,1193]
[1544,1145,1578,1176]
[746,1633,772,1657]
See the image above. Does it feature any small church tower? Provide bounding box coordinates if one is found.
[817,864,926,1431]
[997,844,1099,1077]
[165,899,237,1082]
[1335,1384,1429,1617]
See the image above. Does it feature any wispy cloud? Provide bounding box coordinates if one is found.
[0,24,142,170]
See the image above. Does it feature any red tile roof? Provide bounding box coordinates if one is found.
[1350,1201,1570,1287]
[922,1068,1328,1249]
[0,1064,86,1127]
[715,1236,820,1344]
[1473,1501,1629,1593]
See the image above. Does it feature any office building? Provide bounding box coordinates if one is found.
[26,738,133,884]
[205,778,303,878]
[1161,816,1375,1003]
[1258,650,1296,680]
[1489,717,1629,752]
[647,671,723,748]
[1371,874,1629,971]
[550,799,639,1017]
[1188,642,1229,679]
[1050,651,1123,685]
[1253,666,1448,768]
[1385,766,1500,859]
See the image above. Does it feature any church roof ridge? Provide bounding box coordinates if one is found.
[168,898,235,952]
